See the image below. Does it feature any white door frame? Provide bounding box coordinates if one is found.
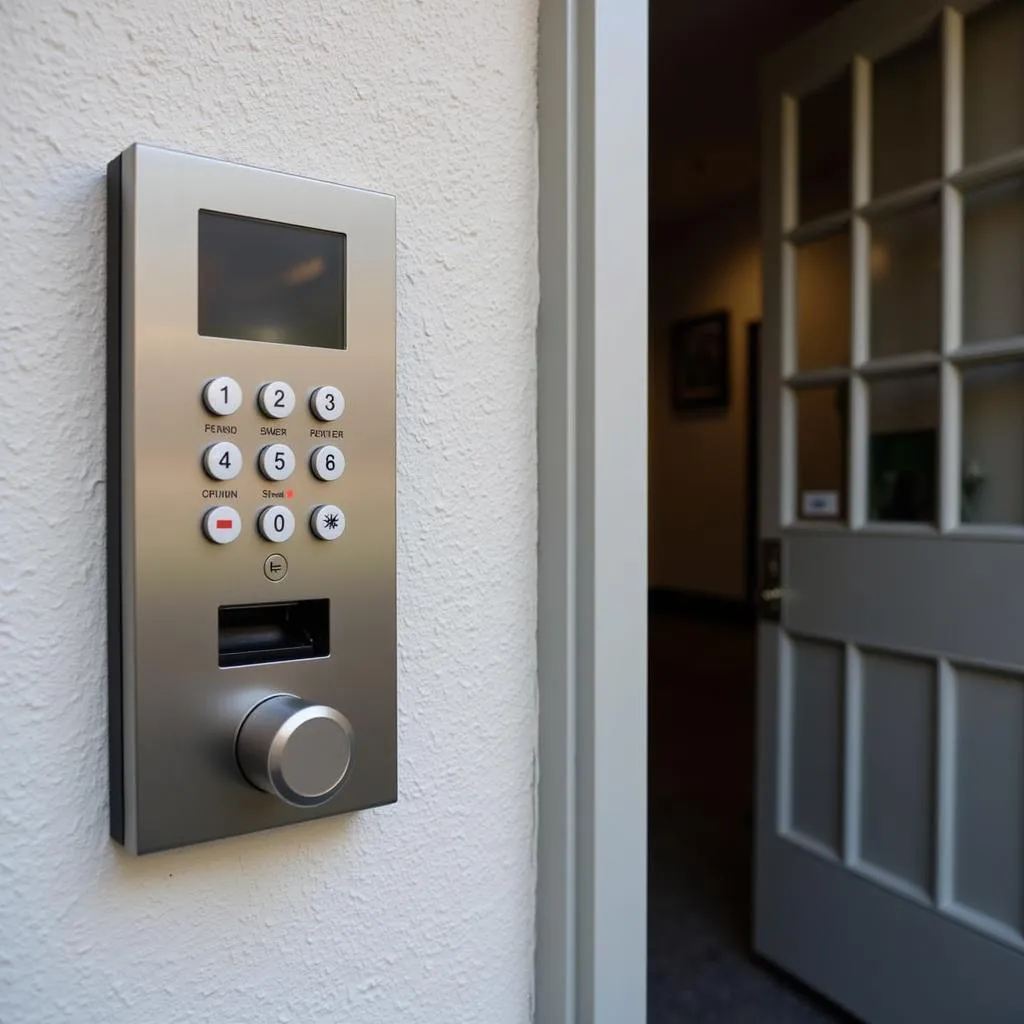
[535,1,648,1021]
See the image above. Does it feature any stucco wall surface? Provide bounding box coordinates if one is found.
[0,1,538,1021]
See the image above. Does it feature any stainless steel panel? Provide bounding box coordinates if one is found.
[111,145,396,853]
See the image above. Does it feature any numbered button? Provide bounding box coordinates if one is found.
[310,445,345,481]
[258,443,296,481]
[202,506,242,544]
[202,376,243,416]
[310,504,346,541]
[310,385,344,422]
[258,381,296,419]
[203,441,242,481]
[258,505,296,543]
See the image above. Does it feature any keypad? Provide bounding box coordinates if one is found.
[200,381,347,544]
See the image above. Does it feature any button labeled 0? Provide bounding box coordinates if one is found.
[258,505,295,543]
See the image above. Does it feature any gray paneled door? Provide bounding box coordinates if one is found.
[757,1,1024,1020]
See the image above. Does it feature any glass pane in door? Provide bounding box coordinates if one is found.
[965,0,1024,165]
[796,231,851,370]
[795,385,847,521]
[872,25,942,197]
[961,360,1024,525]
[868,372,939,523]
[798,70,852,223]
[870,202,941,358]
[963,176,1024,346]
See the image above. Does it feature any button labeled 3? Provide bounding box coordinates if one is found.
[203,441,242,481]
[310,445,345,481]
[258,505,295,543]
[310,385,344,422]
[202,376,243,416]
[310,504,346,541]
[202,506,242,544]
[258,443,296,481]
[258,381,296,419]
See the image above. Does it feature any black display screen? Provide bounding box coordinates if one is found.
[198,211,346,349]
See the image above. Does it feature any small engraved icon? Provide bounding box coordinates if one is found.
[324,512,340,531]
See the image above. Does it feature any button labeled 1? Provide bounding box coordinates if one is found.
[310,386,344,422]
[259,444,296,481]
[310,445,345,481]
[203,441,242,481]
[202,506,242,544]
[203,376,243,416]
[258,505,295,542]
[258,381,296,419]
[310,504,346,541]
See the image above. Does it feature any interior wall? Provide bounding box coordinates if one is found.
[649,199,760,599]
[0,2,538,1023]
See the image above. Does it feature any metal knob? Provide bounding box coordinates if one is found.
[236,695,353,807]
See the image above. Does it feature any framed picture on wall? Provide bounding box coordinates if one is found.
[670,311,731,412]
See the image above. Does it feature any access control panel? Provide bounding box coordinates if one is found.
[107,145,396,853]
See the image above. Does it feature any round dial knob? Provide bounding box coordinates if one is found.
[236,695,353,807]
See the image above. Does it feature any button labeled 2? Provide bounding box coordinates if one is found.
[259,443,296,481]
[258,381,296,419]
[203,441,242,481]
[258,505,295,542]
[310,504,346,541]
[310,445,345,481]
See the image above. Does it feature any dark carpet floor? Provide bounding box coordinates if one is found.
[647,608,854,1024]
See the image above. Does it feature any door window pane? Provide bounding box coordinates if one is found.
[965,0,1024,166]
[872,26,942,197]
[962,360,1024,525]
[869,372,939,524]
[796,231,851,370]
[963,176,1024,346]
[870,202,941,359]
[798,70,852,223]
[796,385,847,521]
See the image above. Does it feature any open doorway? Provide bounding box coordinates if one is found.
[647,2,855,1020]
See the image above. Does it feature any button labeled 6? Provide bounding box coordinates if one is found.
[310,445,345,481]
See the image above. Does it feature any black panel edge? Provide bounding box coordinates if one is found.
[106,153,125,844]
[648,587,756,627]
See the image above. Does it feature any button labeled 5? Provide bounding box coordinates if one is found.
[310,386,344,422]
[310,504,346,541]
[258,505,295,542]
[258,381,296,419]
[202,376,243,416]
[203,441,242,481]
[310,445,345,481]
[259,443,296,481]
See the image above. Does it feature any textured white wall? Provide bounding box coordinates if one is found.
[0,1,538,1022]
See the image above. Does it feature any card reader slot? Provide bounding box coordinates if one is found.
[218,600,329,668]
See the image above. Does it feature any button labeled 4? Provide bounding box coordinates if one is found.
[203,441,242,481]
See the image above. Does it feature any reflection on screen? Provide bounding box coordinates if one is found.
[198,211,346,349]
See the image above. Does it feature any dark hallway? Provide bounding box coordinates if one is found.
[647,606,852,1023]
